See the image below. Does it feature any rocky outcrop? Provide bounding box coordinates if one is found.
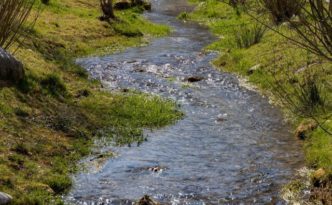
[0,47,24,85]
[0,192,12,205]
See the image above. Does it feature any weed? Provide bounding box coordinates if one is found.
[40,74,67,98]
[233,23,266,48]
[46,174,72,194]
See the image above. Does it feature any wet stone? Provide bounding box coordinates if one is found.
[185,76,204,83]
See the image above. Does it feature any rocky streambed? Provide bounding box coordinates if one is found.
[66,0,304,204]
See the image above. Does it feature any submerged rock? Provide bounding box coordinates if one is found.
[0,47,24,85]
[136,195,161,205]
[148,166,164,173]
[0,192,12,205]
[185,76,204,83]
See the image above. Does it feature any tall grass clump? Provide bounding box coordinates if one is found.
[273,68,327,119]
[0,0,36,49]
[233,23,266,48]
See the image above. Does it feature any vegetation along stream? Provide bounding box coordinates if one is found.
[67,0,304,204]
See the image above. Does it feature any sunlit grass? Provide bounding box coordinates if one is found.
[184,0,332,175]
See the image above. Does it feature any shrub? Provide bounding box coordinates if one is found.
[233,23,266,48]
[273,67,326,118]
[260,0,304,24]
[293,0,332,61]
[0,0,36,49]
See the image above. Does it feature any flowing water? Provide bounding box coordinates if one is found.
[67,1,304,204]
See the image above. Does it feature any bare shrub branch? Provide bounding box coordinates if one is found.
[0,0,36,50]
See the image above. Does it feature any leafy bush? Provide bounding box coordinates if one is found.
[233,23,266,48]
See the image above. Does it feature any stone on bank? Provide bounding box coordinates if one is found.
[0,47,24,85]
[0,192,12,205]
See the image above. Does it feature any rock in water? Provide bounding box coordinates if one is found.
[186,76,204,83]
[0,192,12,204]
[0,47,24,85]
[136,195,160,205]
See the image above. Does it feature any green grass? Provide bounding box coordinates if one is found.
[0,0,180,204]
[184,0,332,185]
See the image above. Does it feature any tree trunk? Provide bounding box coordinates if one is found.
[100,0,115,20]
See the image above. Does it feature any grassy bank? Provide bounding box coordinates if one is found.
[0,1,182,204]
[181,0,331,203]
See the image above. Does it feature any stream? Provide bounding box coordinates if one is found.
[66,0,304,204]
